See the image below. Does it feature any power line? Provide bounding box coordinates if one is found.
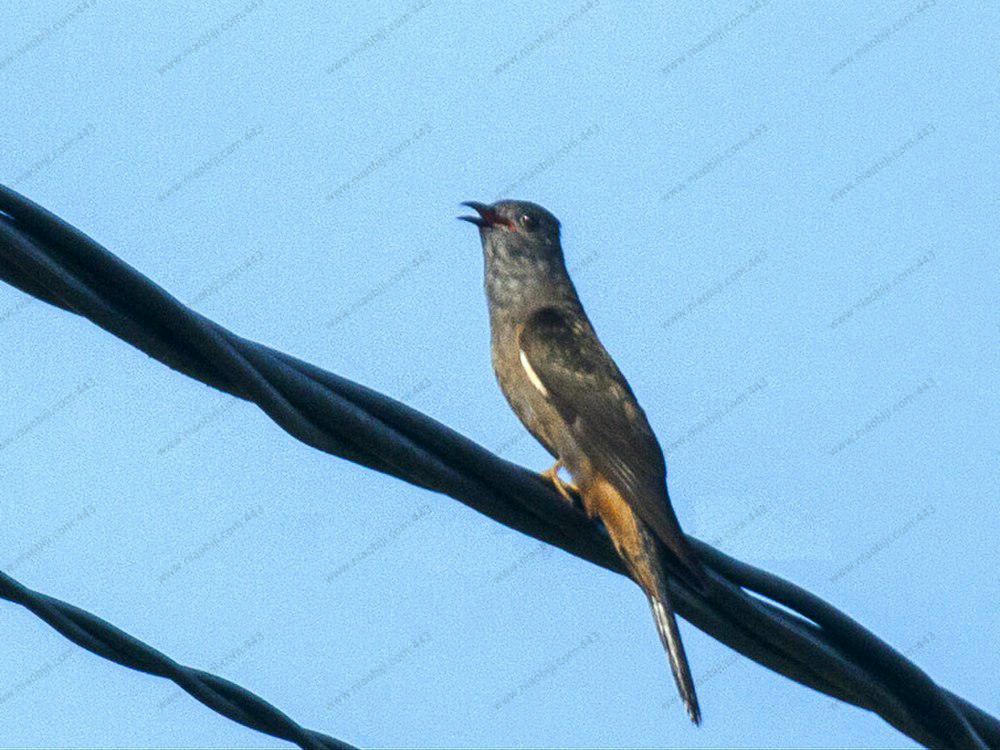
[0,569,354,750]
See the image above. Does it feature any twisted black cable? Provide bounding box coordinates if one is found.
[0,570,355,750]
[0,185,994,749]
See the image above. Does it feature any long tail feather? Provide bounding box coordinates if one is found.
[650,593,701,725]
[582,475,702,724]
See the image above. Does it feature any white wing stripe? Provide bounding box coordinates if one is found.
[519,348,550,397]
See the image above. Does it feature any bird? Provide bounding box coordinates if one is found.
[460,198,708,724]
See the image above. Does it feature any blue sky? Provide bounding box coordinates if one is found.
[1,1,997,747]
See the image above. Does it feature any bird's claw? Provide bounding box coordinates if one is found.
[541,460,579,505]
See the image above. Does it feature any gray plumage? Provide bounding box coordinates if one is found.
[461,199,706,724]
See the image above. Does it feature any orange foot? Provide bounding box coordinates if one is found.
[540,460,579,504]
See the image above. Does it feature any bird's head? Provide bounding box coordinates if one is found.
[459,199,563,267]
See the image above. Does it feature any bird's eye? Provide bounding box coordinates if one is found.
[520,213,538,231]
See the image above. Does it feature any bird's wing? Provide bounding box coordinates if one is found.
[517,305,703,584]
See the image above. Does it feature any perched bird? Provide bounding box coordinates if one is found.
[460,199,708,724]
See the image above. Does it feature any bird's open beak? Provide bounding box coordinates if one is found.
[458,201,512,229]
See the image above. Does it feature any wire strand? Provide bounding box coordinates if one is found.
[0,570,355,750]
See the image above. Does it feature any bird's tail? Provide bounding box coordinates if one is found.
[648,589,701,725]
[582,475,701,724]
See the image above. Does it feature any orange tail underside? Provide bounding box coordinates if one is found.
[581,475,650,578]
[581,474,704,590]
[581,474,702,724]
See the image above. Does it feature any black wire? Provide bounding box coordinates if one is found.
[0,184,994,750]
[0,570,355,750]
[693,541,999,748]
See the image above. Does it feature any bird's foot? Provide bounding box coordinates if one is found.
[541,460,580,505]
